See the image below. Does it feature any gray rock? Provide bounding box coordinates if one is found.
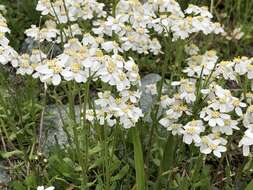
[0,163,9,190]
[43,105,81,152]
[140,73,161,113]
[140,73,164,123]
[21,38,62,57]
[20,38,39,54]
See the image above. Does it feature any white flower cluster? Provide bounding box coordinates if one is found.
[92,1,224,54]
[36,0,106,21]
[25,20,60,42]
[1,0,252,156]
[25,0,106,43]
[0,4,143,129]
[183,50,218,77]
[215,56,253,85]
[0,10,19,67]
[159,48,253,157]
[159,79,244,157]
[87,90,143,129]
[214,56,253,156]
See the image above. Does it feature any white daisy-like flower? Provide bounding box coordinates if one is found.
[181,120,205,144]
[212,119,239,135]
[239,126,253,156]
[34,59,64,86]
[200,107,230,127]
[198,135,227,158]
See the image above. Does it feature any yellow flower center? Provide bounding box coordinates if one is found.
[248,105,253,112]
[95,37,104,44]
[115,98,121,105]
[232,99,240,107]
[211,111,220,118]
[20,61,30,68]
[31,63,38,70]
[247,64,253,70]
[119,72,126,81]
[132,64,139,72]
[128,35,135,42]
[106,61,116,73]
[201,136,209,144]
[224,119,231,126]
[96,50,104,58]
[185,84,194,93]
[220,61,229,66]
[186,127,196,134]
[70,63,81,73]
[52,66,62,74]
[209,144,218,150]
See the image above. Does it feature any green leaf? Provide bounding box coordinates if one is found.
[88,143,102,156]
[25,174,37,188]
[131,127,146,190]
[0,150,24,159]
[245,179,253,190]
[10,181,26,190]
[111,164,129,182]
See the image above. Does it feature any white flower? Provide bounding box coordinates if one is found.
[232,97,246,116]
[243,105,253,127]
[36,0,51,15]
[184,43,199,55]
[101,41,122,54]
[178,79,196,103]
[0,45,18,65]
[185,4,213,18]
[115,70,130,91]
[208,85,234,113]
[200,107,230,127]
[120,90,141,104]
[234,56,251,75]
[198,135,227,158]
[160,95,174,108]
[25,21,59,42]
[184,50,218,77]
[239,126,253,156]
[212,119,239,135]
[98,55,123,86]
[61,62,87,83]
[215,61,236,81]
[25,25,40,40]
[34,59,63,86]
[181,120,205,144]
[16,54,33,75]
[166,123,183,136]
[95,91,112,108]
[159,117,175,128]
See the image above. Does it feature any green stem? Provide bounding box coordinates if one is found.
[131,127,145,190]
[66,82,88,189]
[210,0,214,14]
[145,35,170,170]
[101,125,110,190]
[81,80,91,189]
